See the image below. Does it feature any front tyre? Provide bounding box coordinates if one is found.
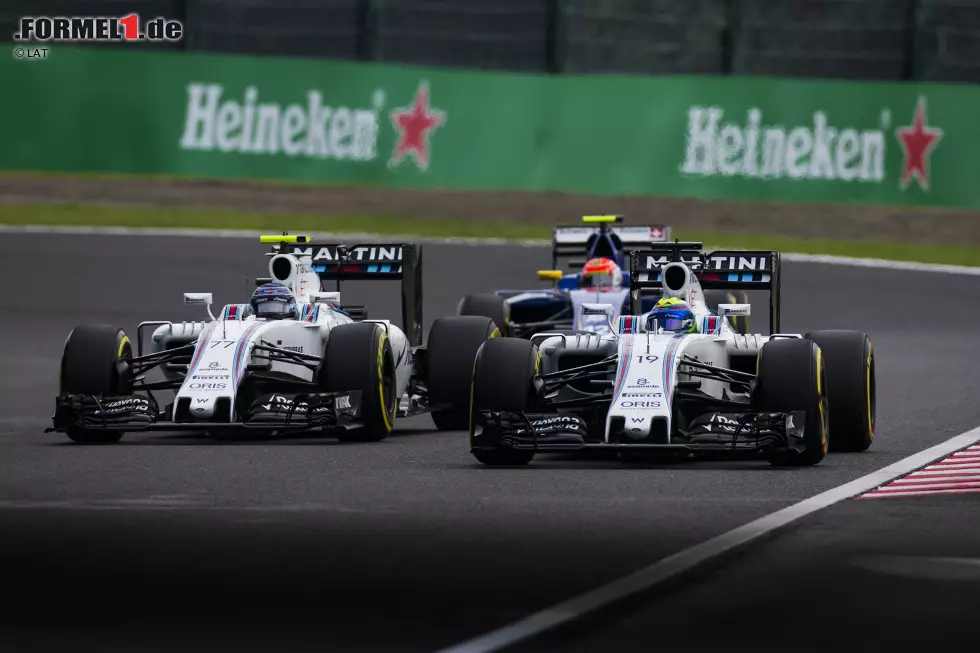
[319,323,397,442]
[805,330,875,452]
[427,316,500,431]
[470,337,539,466]
[752,337,828,466]
[59,325,134,444]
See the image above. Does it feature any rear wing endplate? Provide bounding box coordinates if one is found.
[264,237,424,347]
[627,242,781,334]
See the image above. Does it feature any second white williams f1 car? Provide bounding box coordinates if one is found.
[469,242,876,466]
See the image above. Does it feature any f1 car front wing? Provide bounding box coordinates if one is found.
[48,390,364,436]
[472,409,808,455]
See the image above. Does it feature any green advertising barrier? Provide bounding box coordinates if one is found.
[2,45,978,208]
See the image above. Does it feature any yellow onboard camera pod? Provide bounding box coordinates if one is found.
[581,215,622,224]
[537,269,563,292]
[258,234,310,243]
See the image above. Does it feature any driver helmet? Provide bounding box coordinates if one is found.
[646,297,698,333]
[250,282,298,321]
[581,257,622,291]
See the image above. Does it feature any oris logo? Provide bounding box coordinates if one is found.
[619,400,662,409]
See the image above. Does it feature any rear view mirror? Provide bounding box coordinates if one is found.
[537,270,563,281]
[719,303,751,317]
[582,303,616,333]
[183,293,215,320]
[311,291,341,304]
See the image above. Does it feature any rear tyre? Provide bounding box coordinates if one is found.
[59,325,133,444]
[427,316,500,431]
[804,330,875,452]
[703,290,749,334]
[319,323,397,442]
[470,337,539,466]
[458,294,508,336]
[752,338,828,466]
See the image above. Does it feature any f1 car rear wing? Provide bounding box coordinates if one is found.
[628,242,781,334]
[551,215,672,269]
[260,235,424,347]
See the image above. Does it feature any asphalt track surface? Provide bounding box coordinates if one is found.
[2,233,980,653]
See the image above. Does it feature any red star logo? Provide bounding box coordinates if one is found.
[389,81,446,171]
[896,96,943,192]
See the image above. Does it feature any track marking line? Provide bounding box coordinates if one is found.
[0,224,551,248]
[772,252,980,276]
[433,427,980,653]
[2,225,980,275]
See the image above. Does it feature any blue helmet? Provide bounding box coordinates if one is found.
[250,283,298,321]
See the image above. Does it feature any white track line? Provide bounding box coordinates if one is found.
[774,252,980,275]
[2,224,980,275]
[433,426,980,653]
[0,224,550,248]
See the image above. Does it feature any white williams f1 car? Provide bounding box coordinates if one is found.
[49,235,500,443]
[469,243,876,466]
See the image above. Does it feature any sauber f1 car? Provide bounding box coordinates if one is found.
[468,243,876,466]
[456,215,750,338]
[49,235,500,443]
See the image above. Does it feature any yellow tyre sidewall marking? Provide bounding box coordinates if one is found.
[117,334,130,359]
[377,331,393,432]
[816,345,828,456]
[470,331,500,436]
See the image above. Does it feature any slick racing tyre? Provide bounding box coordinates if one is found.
[470,337,539,466]
[319,323,397,442]
[59,325,134,444]
[426,316,500,431]
[703,290,750,334]
[804,330,875,452]
[458,294,508,337]
[752,337,828,466]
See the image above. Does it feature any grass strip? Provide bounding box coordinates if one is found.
[2,202,978,267]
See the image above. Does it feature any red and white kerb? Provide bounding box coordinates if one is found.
[858,443,980,499]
